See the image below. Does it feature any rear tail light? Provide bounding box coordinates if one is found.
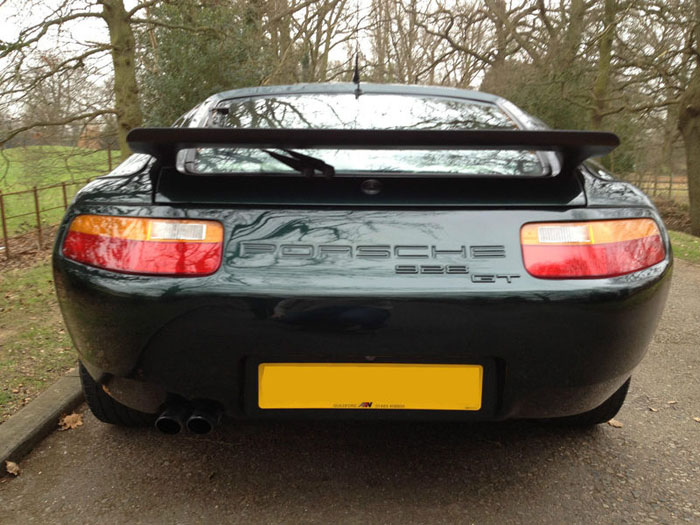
[62,215,223,276]
[521,219,665,279]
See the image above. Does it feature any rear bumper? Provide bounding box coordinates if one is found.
[54,254,672,420]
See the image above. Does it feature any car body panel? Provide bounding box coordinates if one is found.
[54,201,672,420]
[53,83,672,422]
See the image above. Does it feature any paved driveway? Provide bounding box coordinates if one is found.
[2,261,699,524]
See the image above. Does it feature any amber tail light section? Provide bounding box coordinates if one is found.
[521,219,665,279]
[62,215,224,276]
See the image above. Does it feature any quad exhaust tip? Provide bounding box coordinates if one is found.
[186,407,222,435]
[155,405,191,435]
[155,403,222,435]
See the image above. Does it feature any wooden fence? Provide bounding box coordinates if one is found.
[625,174,689,203]
[0,178,92,259]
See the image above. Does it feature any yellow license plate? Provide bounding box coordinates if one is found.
[258,363,482,410]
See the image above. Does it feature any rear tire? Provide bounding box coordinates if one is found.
[550,377,631,427]
[79,363,155,427]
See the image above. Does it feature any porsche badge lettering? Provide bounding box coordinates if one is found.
[240,243,506,259]
[239,242,520,280]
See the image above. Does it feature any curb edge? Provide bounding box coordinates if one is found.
[0,370,83,475]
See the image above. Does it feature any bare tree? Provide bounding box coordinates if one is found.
[258,0,357,84]
[368,0,488,87]
[0,0,231,158]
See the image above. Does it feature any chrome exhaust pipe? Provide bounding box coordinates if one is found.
[186,406,222,435]
[155,405,191,435]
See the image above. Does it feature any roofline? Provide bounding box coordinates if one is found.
[207,83,504,105]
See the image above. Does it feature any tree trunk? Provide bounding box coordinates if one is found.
[678,0,700,236]
[661,105,677,176]
[679,77,700,235]
[102,0,143,159]
[591,0,616,130]
[480,0,508,93]
[372,0,388,81]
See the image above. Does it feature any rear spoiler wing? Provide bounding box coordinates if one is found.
[127,128,619,177]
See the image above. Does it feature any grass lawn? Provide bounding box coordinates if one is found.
[0,229,698,423]
[669,231,700,264]
[0,258,76,422]
[0,146,117,236]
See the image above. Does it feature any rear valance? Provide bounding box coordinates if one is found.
[127,128,619,177]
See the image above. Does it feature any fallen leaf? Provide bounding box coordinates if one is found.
[607,418,624,428]
[693,417,700,423]
[668,400,678,405]
[58,412,83,431]
[648,407,658,412]
[5,461,20,476]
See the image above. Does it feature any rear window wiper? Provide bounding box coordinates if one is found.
[263,149,335,177]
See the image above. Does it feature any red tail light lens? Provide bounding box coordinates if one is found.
[521,219,665,279]
[63,215,223,276]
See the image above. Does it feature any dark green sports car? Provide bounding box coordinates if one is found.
[53,83,671,434]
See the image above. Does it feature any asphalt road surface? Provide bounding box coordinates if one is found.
[1,261,699,524]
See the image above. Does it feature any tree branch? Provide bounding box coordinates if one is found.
[1,110,116,148]
[129,17,223,36]
[0,11,104,59]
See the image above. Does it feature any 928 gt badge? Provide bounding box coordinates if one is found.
[358,401,373,408]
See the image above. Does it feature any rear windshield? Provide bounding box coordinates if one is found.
[187,93,545,176]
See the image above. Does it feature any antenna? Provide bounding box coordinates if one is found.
[352,52,362,98]
[352,0,362,99]
[352,53,360,84]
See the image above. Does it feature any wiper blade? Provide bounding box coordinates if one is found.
[263,149,335,177]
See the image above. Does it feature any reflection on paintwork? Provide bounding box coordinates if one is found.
[102,154,153,177]
[271,299,392,330]
[582,171,651,207]
[73,173,153,205]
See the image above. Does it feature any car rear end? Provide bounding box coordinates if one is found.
[53,84,672,428]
